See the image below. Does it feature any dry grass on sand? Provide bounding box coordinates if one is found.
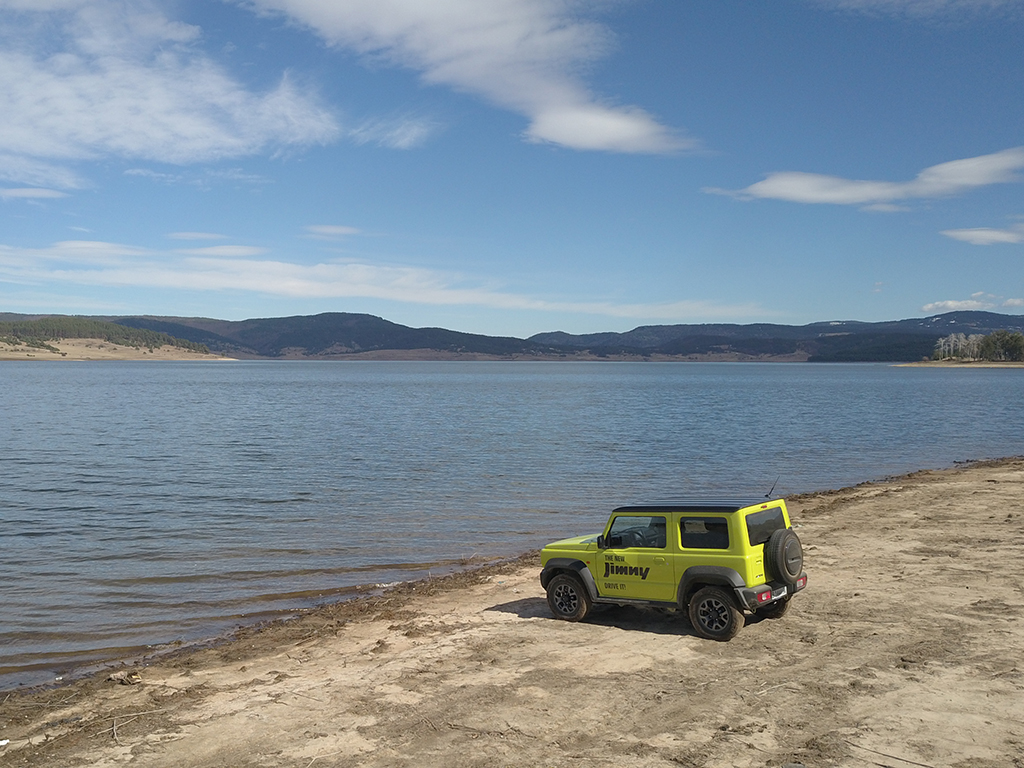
[0,338,230,361]
[2,459,1024,767]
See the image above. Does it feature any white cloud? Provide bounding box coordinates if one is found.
[922,298,997,312]
[348,117,440,149]
[0,187,68,199]
[815,0,1023,16]
[0,238,759,321]
[0,0,339,188]
[177,245,269,257]
[304,225,362,239]
[0,154,86,189]
[940,225,1024,244]
[861,202,911,213]
[922,292,1024,312]
[167,232,229,241]
[0,1,94,10]
[239,0,691,154]
[125,167,273,189]
[710,147,1024,208]
[124,169,185,184]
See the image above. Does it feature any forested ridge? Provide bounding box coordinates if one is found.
[2,310,1023,361]
[0,318,210,353]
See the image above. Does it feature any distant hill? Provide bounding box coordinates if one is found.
[111,313,562,359]
[0,317,210,354]
[1,310,1021,361]
[529,311,1024,362]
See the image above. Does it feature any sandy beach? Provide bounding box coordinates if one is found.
[0,339,232,361]
[2,459,1023,767]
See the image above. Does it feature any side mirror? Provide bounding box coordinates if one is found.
[596,535,606,549]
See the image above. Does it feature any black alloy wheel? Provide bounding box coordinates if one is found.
[546,573,592,622]
[688,585,743,641]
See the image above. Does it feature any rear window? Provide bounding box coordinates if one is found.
[679,517,730,549]
[746,507,787,546]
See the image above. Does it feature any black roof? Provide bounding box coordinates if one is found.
[612,499,780,514]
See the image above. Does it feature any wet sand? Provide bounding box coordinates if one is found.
[2,458,1023,767]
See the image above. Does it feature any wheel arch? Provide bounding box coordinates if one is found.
[541,558,599,601]
[678,566,746,607]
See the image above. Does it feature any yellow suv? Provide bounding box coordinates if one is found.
[540,499,806,640]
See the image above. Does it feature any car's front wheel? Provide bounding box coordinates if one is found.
[546,573,592,622]
[688,586,743,641]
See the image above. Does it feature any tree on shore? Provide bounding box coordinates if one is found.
[0,318,210,354]
[935,330,1024,362]
[979,330,1024,361]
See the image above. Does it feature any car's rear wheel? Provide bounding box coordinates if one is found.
[765,528,803,586]
[546,573,592,622]
[688,586,743,641]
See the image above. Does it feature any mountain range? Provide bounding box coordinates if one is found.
[2,310,1022,362]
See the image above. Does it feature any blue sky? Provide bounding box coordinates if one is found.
[1,0,1022,337]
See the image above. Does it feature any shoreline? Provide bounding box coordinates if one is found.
[898,360,1024,368]
[2,457,1014,695]
[0,556,520,693]
[4,456,1023,767]
[3,339,1020,364]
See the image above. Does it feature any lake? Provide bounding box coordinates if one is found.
[2,361,1022,688]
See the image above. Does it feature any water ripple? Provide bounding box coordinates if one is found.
[2,361,1023,688]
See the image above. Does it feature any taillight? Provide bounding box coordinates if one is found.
[795,576,807,590]
[756,590,772,603]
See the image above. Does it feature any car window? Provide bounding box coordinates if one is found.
[607,515,666,548]
[679,517,730,549]
[745,507,787,546]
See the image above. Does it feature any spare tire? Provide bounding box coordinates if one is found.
[764,528,802,586]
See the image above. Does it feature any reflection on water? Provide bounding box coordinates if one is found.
[2,361,1022,686]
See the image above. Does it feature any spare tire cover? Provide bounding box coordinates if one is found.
[765,528,802,586]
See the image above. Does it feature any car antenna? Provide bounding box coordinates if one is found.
[765,476,780,499]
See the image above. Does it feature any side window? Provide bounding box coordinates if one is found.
[679,517,730,549]
[607,515,666,549]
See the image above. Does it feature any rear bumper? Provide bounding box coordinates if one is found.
[736,572,807,611]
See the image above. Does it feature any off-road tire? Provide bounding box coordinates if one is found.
[546,573,592,622]
[765,528,803,586]
[757,596,791,619]
[688,586,743,641]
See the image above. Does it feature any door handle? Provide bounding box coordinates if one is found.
[654,557,666,565]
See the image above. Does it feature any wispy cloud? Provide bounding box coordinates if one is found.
[941,224,1024,244]
[348,116,440,149]
[124,167,272,189]
[708,147,1024,209]
[304,225,362,239]
[239,0,692,154]
[814,0,1023,17]
[0,238,760,321]
[176,245,269,257]
[922,292,1024,312]
[0,187,68,199]
[0,0,339,188]
[167,232,229,241]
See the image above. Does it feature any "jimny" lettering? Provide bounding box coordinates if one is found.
[603,562,650,580]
